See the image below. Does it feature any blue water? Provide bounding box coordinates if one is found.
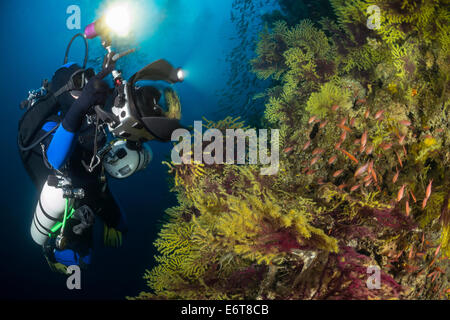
[0,0,277,299]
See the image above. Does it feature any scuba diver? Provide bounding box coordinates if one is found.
[18,31,184,274]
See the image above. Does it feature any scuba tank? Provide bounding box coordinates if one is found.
[30,175,84,246]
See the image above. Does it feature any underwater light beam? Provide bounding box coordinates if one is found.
[104,4,131,37]
[176,68,185,82]
[84,2,133,39]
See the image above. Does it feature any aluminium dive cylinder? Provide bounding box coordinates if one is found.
[30,176,73,245]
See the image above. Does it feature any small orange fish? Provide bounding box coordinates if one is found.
[435,267,445,274]
[365,145,374,155]
[395,250,404,259]
[317,178,325,185]
[397,184,406,202]
[354,139,360,145]
[335,142,342,150]
[371,169,378,184]
[364,109,370,119]
[410,190,417,203]
[337,124,352,133]
[333,169,344,178]
[284,147,294,153]
[338,184,347,190]
[411,88,418,97]
[310,156,320,166]
[306,169,316,176]
[435,244,441,257]
[422,196,428,209]
[354,163,369,177]
[350,184,360,192]
[425,180,433,199]
[416,252,425,257]
[395,151,403,167]
[332,105,340,112]
[340,131,347,142]
[361,131,368,148]
[350,117,356,127]
[429,256,437,268]
[393,170,399,184]
[399,135,406,145]
[340,149,359,164]
[374,110,385,120]
[363,174,372,182]
[431,272,439,282]
[328,155,338,165]
[399,120,411,126]
[406,265,419,273]
[408,246,414,259]
[368,160,374,173]
[308,116,317,124]
[356,99,367,104]
[381,143,393,150]
[364,180,372,187]
[312,148,325,155]
[359,144,366,154]
[319,120,328,129]
[339,118,347,126]
[406,201,410,217]
[303,140,311,151]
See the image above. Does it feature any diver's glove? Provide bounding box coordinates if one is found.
[72,205,95,236]
[103,224,123,248]
[45,256,69,274]
[62,76,111,132]
[43,241,69,274]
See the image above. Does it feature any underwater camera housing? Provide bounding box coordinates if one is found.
[96,59,184,143]
[102,139,153,179]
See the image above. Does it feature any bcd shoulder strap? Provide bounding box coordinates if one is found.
[18,93,59,150]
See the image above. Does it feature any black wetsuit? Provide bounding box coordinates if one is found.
[18,63,125,261]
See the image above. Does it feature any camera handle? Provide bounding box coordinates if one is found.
[98,44,136,80]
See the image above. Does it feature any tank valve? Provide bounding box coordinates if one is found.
[55,234,67,250]
[63,188,85,200]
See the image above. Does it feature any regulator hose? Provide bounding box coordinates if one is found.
[17,123,60,152]
[64,33,89,69]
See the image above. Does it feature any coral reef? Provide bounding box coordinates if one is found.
[163,88,182,120]
[131,0,449,300]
